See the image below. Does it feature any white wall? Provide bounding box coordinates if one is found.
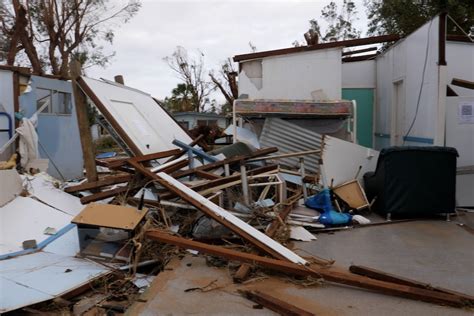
[0,70,15,160]
[375,17,440,148]
[446,42,474,97]
[446,96,474,206]
[342,60,376,88]
[239,48,342,100]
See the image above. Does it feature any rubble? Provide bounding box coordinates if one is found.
[0,74,472,315]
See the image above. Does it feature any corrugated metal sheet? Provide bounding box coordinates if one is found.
[259,118,322,172]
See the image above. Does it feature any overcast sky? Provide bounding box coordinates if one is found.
[88,0,368,102]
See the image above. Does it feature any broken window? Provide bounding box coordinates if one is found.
[36,89,72,115]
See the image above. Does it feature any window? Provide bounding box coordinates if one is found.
[178,121,189,130]
[197,119,218,127]
[36,89,72,115]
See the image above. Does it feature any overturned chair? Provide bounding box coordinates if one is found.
[363,146,458,219]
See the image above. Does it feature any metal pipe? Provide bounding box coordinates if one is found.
[240,163,250,205]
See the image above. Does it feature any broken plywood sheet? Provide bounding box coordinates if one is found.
[0,169,23,207]
[0,252,107,313]
[72,204,147,230]
[27,174,84,216]
[0,196,72,254]
[79,77,192,156]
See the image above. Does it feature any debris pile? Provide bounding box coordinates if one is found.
[1,76,472,315]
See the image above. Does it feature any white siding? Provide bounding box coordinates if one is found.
[446,42,474,97]
[375,17,440,148]
[342,60,376,88]
[239,48,342,100]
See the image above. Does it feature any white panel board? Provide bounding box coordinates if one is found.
[81,77,192,155]
[0,170,22,207]
[323,135,379,187]
[0,196,72,254]
[0,252,107,313]
[27,174,85,216]
[446,96,474,206]
[342,60,376,88]
[239,48,342,100]
[375,17,440,147]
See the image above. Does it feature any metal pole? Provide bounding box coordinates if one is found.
[299,157,308,201]
[240,163,250,205]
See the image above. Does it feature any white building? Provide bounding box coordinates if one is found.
[233,14,474,206]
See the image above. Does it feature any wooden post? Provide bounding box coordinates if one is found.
[70,60,98,182]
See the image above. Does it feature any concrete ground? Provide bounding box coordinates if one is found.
[128,213,474,315]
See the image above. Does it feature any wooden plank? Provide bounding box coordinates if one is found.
[195,169,221,180]
[161,164,278,200]
[451,78,474,90]
[146,231,471,308]
[106,149,182,169]
[349,265,474,301]
[70,61,98,182]
[64,174,134,193]
[80,184,141,204]
[233,34,400,62]
[241,290,315,316]
[131,160,305,263]
[172,147,278,179]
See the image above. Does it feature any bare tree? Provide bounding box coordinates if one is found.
[0,0,141,77]
[164,46,214,113]
[209,58,238,107]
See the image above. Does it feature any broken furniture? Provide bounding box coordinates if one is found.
[333,179,370,211]
[363,146,459,218]
[72,203,148,262]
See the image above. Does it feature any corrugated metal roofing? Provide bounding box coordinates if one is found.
[259,118,322,172]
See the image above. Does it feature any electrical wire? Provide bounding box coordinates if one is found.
[403,19,433,145]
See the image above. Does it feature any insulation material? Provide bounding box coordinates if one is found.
[80,77,192,155]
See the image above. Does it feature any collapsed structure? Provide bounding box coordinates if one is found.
[0,14,473,315]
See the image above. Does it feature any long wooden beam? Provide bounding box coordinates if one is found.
[80,183,142,204]
[172,147,278,179]
[160,164,278,200]
[240,290,315,316]
[65,174,133,193]
[451,78,474,90]
[349,265,474,302]
[145,230,471,308]
[131,160,305,263]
